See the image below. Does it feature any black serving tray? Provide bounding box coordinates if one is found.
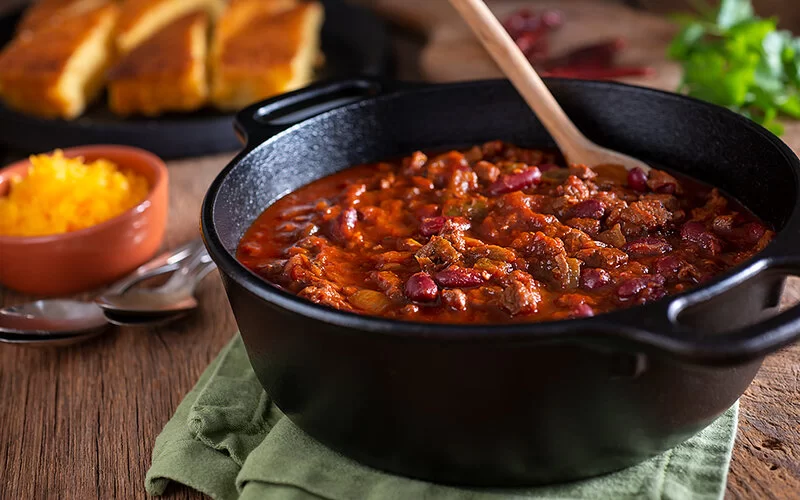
[0,0,389,159]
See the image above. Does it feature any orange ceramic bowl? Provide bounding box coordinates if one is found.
[0,146,168,295]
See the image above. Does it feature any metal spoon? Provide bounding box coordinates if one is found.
[103,310,191,327]
[0,240,205,343]
[0,300,108,337]
[94,248,216,317]
[0,329,107,347]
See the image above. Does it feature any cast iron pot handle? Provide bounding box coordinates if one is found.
[614,254,800,365]
[234,77,425,147]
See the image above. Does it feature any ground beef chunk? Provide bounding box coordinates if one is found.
[641,193,679,211]
[575,246,629,269]
[692,189,728,221]
[558,226,597,254]
[464,244,517,265]
[282,253,324,289]
[298,283,352,311]
[557,175,592,200]
[568,164,597,180]
[597,223,626,248]
[614,200,673,236]
[439,217,471,252]
[441,288,468,311]
[500,271,542,315]
[646,170,682,194]
[512,232,579,289]
[474,160,500,183]
[401,151,428,176]
[370,271,405,303]
[565,217,601,237]
[415,236,461,272]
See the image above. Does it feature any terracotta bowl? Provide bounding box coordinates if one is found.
[0,145,168,295]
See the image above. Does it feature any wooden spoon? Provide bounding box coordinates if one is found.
[447,0,651,172]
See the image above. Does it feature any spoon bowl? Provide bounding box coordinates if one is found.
[103,310,191,327]
[95,290,199,315]
[0,328,107,347]
[94,252,215,315]
[0,300,108,336]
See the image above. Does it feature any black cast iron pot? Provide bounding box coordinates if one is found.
[201,78,800,486]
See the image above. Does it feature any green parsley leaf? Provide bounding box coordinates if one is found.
[667,0,800,136]
[716,0,754,29]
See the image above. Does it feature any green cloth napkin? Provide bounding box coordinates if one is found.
[145,335,738,500]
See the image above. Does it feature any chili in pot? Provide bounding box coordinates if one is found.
[237,141,773,324]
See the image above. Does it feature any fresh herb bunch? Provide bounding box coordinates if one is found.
[668,0,800,135]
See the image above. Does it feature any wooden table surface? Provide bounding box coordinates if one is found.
[1,6,799,500]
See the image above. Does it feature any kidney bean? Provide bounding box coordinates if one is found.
[420,216,471,237]
[681,221,722,255]
[646,170,680,194]
[503,8,563,39]
[419,217,446,237]
[654,183,675,194]
[404,272,439,302]
[541,67,655,80]
[487,167,542,196]
[414,204,440,219]
[540,38,624,71]
[515,31,548,57]
[623,237,672,257]
[653,255,682,278]
[329,207,357,243]
[627,167,648,192]
[441,288,467,311]
[580,268,611,290]
[570,199,605,219]
[617,275,665,299]
[737,222,767,248]
[434,267,486,288]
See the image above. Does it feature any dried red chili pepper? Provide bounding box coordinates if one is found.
[502,9,655,81]
[540,66,655,80]
[540,38,626,71]
[502,9,563,62]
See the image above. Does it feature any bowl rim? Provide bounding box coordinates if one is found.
[0,144,167,244]
[201,78,800,360]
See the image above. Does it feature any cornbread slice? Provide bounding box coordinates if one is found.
[16,0,110,36]
[0,3,118,119]
[107,11,209,116]
[116,0,224,54]
[210,0,324,111]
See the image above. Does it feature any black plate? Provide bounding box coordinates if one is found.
[0,0,389,159]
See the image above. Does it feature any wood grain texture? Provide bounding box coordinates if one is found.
[370,0,681,90]
[1,5,799,497]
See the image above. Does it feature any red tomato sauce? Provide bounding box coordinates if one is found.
[238,141,773,323]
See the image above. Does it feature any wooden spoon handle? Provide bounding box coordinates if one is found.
[447,0,592,163]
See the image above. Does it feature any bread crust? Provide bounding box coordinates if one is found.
[0,3,118,119]
[108,11,209,116]
[210,0,324,110]
[116,0,224,53]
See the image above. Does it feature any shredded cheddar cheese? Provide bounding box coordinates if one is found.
[0,150,149,237]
